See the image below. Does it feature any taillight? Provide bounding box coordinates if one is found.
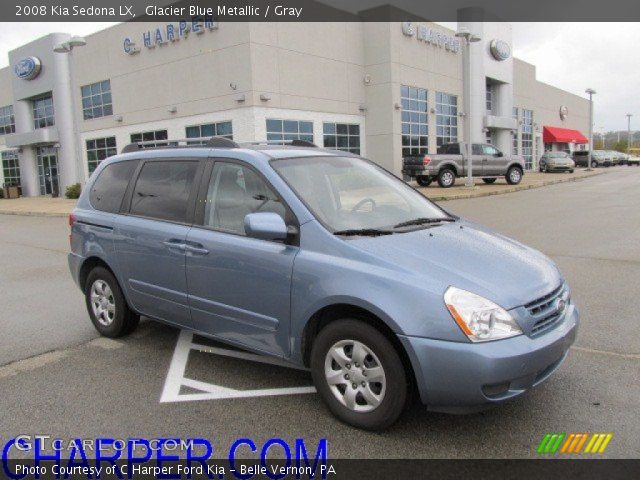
[423,155,431,166]
[68,213,76,227]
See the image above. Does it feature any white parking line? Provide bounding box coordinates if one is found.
[160,330,316,403]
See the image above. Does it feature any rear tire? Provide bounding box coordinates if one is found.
[569,169,574,174]
[437,168,456,188]
[310,319,408,431]
[85,267,139,338]
[482,178,497,184]
[506,166,523,185]
[416,176,432,187]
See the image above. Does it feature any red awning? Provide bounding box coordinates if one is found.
[543,126,588,144]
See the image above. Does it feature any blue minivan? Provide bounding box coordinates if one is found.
[68,138,579,430]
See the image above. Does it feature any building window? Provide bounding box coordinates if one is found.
[522,109,534,169]
[81,80,113,120]
[323,123,360,154]
[436,92,458,147]
[130,130,173,148]
[266,119,313,143]
[2,150,20,186]
[512,107,519,155]
[0,106,15,135]
[33,94,54,129]
[86,137,117,175]
[401,85,428,157]
[486,82,493,113]
[185,121,233,145]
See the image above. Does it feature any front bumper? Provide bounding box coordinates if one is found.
[399,303,579,413]
[547,164,574,171]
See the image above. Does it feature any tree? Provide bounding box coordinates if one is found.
[613,140,628,153]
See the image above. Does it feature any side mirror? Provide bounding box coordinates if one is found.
[244,212,288,241]
[496,151,504,157]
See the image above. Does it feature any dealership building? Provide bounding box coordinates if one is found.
[0,20,590,196]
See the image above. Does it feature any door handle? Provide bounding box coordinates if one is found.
[185,244,209,255]
[162,241,187,251]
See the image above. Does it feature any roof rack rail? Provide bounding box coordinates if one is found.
[120,136,240,154]
[241,140,318,148]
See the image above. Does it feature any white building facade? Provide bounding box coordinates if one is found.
[0,21,590,196]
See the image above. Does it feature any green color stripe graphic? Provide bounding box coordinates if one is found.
[537,433,552,453]
[550,433,566,453]
[537,433,566,454]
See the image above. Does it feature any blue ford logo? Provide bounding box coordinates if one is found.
[490,39,511,61]
[14,56,42,80]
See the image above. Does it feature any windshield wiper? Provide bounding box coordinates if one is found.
[393,217,455,229]
[333,228,394,237]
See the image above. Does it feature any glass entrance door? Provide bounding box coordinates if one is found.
[36,146,59,196]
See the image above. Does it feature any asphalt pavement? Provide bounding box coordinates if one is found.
[0,167,638,459]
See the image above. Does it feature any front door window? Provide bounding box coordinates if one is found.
[36,146,59,196]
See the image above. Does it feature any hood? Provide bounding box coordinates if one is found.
[349,221,562,310]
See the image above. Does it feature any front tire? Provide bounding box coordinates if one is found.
[416,176,432,187]
[591,160,598,168]
[85,267,139,338]
[482,178,497,184]
[310,319,408,431]
[506,166,523,185]
[437,168,456,188]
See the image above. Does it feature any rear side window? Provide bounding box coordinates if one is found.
[129,161,198,223]
[437,144,460,154]
[90,160,138,213]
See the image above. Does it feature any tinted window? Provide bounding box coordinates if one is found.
[130,161,198,223]
[472,144,483,155]
[90,160,138,213]
[437,144,460,154]
[204,162,286,235]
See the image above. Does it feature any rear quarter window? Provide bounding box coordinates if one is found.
[129,160,199,223]
[90,160,139,213]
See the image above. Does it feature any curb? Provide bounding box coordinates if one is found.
[0,210,69,218]
[423,170,605,202]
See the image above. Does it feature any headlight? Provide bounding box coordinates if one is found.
[444,286,523,342]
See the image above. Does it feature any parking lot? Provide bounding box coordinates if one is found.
[0,167,638,458]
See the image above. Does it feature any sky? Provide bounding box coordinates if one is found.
[0,22,638,132]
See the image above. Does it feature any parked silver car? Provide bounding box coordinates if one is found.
[539,152,575,173]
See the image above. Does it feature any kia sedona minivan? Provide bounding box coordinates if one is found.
[68,138,579,430]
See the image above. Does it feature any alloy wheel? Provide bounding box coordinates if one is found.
[90,279,116,326]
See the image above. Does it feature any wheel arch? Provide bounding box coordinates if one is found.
[300,303,418,397]
[79,256,117,292]
[507,161,524,172]
[438,163,459,176]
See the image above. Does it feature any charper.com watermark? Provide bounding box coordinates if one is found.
[2,436,334,479]
[536,433,613,455]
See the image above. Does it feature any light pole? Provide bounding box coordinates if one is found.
[585,88,596,170]
[627,114,632,155]
[455,27,481,187]
[54,36,87,189]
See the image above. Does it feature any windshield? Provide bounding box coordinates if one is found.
[271,156,449,233]
[546,152,568,158]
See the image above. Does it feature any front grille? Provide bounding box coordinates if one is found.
[525,283,567,335]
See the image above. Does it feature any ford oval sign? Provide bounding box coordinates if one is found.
[14,57,42,80]
[490,39,511,61]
